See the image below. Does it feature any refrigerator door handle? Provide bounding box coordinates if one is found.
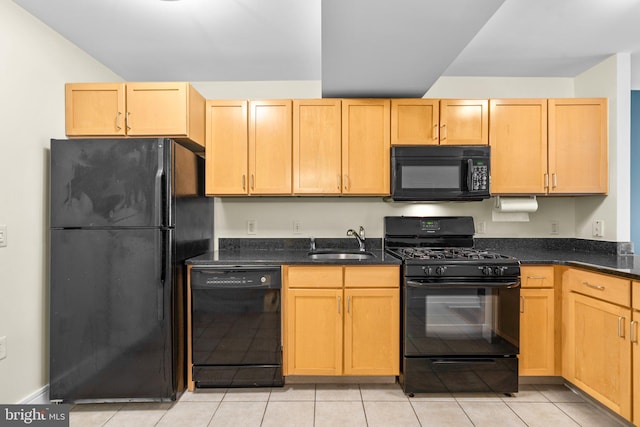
[158,231,170,321]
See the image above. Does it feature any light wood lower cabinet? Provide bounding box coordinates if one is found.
[283,265,399,376]
[520,288,555,376]
[632,281,640,425]
[519,265,556,376]
[563,268,632,421]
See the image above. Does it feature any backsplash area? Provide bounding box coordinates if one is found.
[213,195,619,244]
[218,237,633,256]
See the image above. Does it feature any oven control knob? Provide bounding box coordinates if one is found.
[435,266,447,276]
[494,267,505,276]
[260,276,267,283]
[422,266,433,276]
[482,266,493,276]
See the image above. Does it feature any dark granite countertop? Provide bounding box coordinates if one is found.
[186,237,640,280]
[187,248,401,266]
[475,238,640,280]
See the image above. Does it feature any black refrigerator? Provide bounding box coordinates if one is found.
[49,138,213,403]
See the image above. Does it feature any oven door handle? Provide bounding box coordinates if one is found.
[406,280,521,289]
[431,358,499,365]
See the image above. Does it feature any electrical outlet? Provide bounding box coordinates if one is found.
[0,225,6,248]
[550,220,559,235]
[593,220,604,237]
[0,336,7,360]
[247,219,257,235]
[293,220,302,234]
[476,221,486,234]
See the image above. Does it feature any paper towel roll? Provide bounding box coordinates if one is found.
[494,196,538,213]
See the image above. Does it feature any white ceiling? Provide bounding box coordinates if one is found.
[13,0,640,96]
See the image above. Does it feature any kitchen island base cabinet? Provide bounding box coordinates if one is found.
[283,265,399,377]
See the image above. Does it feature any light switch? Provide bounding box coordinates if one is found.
[0,225,6,248]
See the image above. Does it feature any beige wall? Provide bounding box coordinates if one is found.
[0,0,121,403]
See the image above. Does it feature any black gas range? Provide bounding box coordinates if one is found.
[384,216,521,395]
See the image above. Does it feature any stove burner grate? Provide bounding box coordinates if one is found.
[394,247,511,261]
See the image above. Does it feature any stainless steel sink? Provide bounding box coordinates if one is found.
[307,250,376,260]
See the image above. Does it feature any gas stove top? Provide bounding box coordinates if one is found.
[384,216,520,279]
[390,247,515,261]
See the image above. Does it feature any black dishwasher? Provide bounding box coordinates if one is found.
[190,266,283,387]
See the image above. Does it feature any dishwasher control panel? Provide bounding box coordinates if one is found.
[191,266,281,289]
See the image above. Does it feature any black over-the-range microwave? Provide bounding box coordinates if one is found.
[390,145,490,201]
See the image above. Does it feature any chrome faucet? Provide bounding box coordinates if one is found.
[346,226,366,252]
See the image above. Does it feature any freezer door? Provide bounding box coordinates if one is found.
[50,138,171,228]
[49,228,176,402]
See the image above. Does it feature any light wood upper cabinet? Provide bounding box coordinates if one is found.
[292,99,342,194]
[548,98,608,194]
[391,99,488,146]
[65,82,205,149]
[205,100,248,195]
[391,99,439,145]
[249,100,293,195]
[65,83,126,136]
[440,99,489,145]
[490,99,548,194]
[490,98,608,195]
[342,99,390,195]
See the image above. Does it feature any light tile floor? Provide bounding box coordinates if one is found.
[69,383,633,427]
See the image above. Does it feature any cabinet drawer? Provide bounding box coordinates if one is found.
[344,266,399,288]
[521,265,554,288]
[287,266,343,288]
[566,268,630,307]
[633,281,640,311]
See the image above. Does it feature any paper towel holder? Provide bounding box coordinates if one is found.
[494,195,537,209]
[493,196,538,212]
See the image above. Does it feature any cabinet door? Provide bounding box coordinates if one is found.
[125,82,189,136]
[548,98,608,194]
[205,100,248,195]
[341,99,390,195]
[344,288,399,375]
[285,288,343,375]
[390,99,439,145]
[565,292,631,419]
[292,99,342,194]
[439,99,488,145]
[249,100,292,194]
[519,288,555,376]
[633,309,639,426]
[489,99,548,194]
[65,83,126,136]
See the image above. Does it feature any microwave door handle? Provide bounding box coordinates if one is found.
[466,159,473,191]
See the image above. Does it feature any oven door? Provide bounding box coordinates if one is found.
[403,279,520,357]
